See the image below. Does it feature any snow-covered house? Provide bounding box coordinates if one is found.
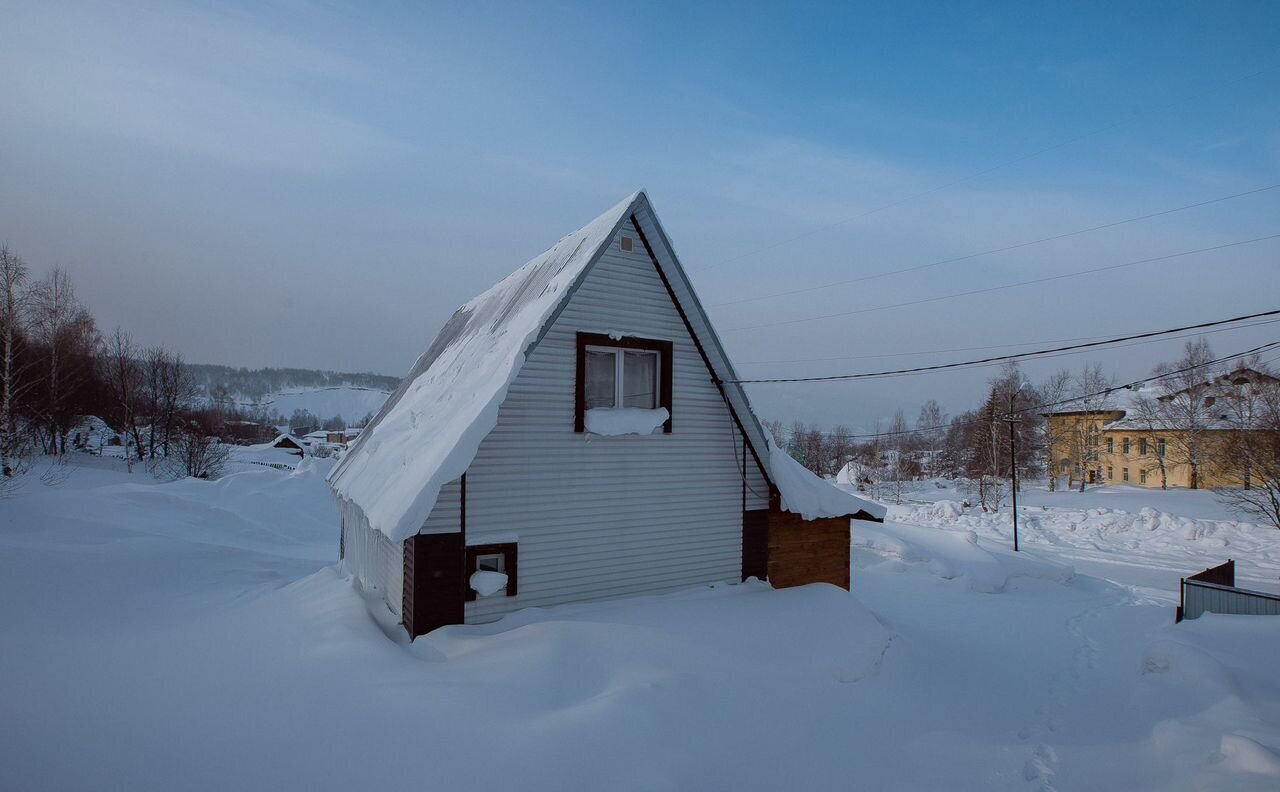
[330,191,885,639]
[270,433,306,455]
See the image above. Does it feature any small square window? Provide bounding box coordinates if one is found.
[620,236,634,252]
[465,543,517,601]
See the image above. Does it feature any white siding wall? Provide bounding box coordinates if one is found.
[443,210,769,622]
[340,498,403,618]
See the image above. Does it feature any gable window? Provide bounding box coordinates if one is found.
[465,542,517,601]
[575,332,673,433]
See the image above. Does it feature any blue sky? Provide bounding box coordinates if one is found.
[2,1,1278,426]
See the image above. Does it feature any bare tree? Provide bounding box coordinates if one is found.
[916,399,945,477]
[1214,367,1280,527]
[27,268,99,456]
[141,346,195,458]
[1065,363,1113,492]
[1128,388,1171,490]
[1038,368,1072,491]
[1152,339,1217,489]
[103,328,145,470]
[0,246,35,477]
[161,427,230,480]
[887,409,910,504]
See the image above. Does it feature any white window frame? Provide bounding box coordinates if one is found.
[584,344,660,410]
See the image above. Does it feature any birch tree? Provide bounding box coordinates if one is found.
[27,269,98,456]
[1153,339,1216,489]
[0,246,34,477]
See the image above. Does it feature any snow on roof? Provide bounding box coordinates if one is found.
[769,440,886,521]
[330,191,882,541]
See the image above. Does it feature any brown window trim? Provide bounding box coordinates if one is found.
[574,332,673,433]
[465,542,518,601]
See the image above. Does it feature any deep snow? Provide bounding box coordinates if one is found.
[2,459,1278,790]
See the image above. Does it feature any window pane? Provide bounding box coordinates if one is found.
[623,351,657,408]
[585,350,616,409]
[477,554,504,573]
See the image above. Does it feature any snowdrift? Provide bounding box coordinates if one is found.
[854,519,1074,592]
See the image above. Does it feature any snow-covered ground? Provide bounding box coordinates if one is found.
[2,460,1278,790]
[865,479,1280,593]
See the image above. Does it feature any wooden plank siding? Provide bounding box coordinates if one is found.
[765,505,851,591]
[399,204,770,625]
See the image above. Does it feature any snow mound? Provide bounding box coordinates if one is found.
[854,520,1073,592]
[415,581,893,686]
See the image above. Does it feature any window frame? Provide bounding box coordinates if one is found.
[574,332,673,433]
[465,542,517,601]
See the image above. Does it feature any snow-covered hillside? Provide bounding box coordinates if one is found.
[1,460,1278,790]
[231,385,390,424]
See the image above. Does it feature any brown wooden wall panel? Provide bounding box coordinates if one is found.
[765,505,851,590]
[402,533,465,640]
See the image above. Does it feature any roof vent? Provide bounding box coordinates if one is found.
[620,236,634,252]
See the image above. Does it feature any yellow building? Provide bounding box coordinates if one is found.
[1045,369,1275,490]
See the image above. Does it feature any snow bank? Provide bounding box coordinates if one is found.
[328,193,641,542]
[416,580,893,685]
[584,407,668,436]
[855,520,1073,592]
[769,439,886,521]
[891,497,1280,590]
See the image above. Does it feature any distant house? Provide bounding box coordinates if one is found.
[1045,368,1278,489]
[330,191,885,640]
[270,434,306,455]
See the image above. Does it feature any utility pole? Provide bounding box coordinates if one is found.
[998,389,1023,552]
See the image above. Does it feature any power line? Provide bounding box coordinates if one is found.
[724,233,1280,334]
[736,316,1280,367]
[830,340,1280,441]
[730,309,1280,384]
[713,182,1280,309]
[711,62,1278,272]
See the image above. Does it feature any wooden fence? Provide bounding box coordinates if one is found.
[1176,559,1280,622]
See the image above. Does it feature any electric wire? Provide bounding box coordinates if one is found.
[729,309,1280,384]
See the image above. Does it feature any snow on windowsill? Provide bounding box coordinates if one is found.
[470,570,509,597]
[584,407,669,436]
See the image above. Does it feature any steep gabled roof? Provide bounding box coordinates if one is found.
[329,191,884,542]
